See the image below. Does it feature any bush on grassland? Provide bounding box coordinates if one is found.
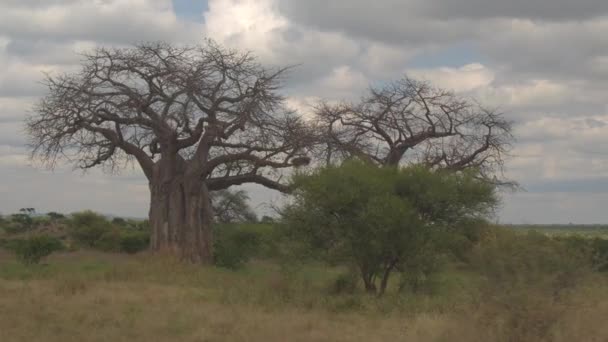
[68,211,149,253]
[68,211,113,247]
[6,235,64,264]
[465,228,600,341]
[213,223,276,269]
[119,231,149,254]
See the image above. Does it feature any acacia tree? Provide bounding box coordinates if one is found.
[314,78,513,183]
[26,41,314,263]
[284,160,497,295]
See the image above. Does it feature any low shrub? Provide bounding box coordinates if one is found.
[96,229,123,252]
[3,214,34,234]
[119,231,149,254]
[6,235,64,264]
[68,211,113,247]
[470,229,592,289]
[213,224,261,269]
[467,228,597,341]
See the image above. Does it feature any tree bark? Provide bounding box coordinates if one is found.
[148,161,213,264]
[361,268,377,294]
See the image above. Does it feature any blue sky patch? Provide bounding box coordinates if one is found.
[408,42,485,68]
[172,0,208,22]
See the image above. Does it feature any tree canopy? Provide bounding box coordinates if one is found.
[26,40,316,262]
[283,160,498,295]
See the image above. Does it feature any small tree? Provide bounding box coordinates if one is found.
[19,208,36,216]
[283,160,497,295]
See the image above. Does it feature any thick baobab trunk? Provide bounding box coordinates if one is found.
[149,169,214,264]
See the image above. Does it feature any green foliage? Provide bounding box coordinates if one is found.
[553,235,608,272]
[111,217,127,226]
[469,229,592,292]
[67,211,149,253]
[46,212,65,221]
[5,213,34,233]
[283,160,497,295]
[119,231,149,254]
[466,228,600,341]
[95,229,123,251]
[6,235,64,264]
[68,211,113,247]
[213,224,265,269]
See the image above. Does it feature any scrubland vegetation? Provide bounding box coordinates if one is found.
[7,38,608,342]
[2,163,608,341]
[1,229,608,341]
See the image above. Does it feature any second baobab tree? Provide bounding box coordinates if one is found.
[314,77,513,185]
[27,41,315,263]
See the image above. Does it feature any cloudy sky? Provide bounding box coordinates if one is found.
[1,0,608,223]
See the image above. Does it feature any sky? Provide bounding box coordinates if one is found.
[1,0,608,223]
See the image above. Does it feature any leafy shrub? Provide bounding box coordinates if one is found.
[68,211,112,247]
[591,238,608,271]
[46,212,65,221]
[96,229,123,252]
[468,229,596,341]
[119,231,149,254]
[4,213,34,234]
[213,224,261,269]
[470,229,592,289]
[111,217,127,226]
[7,235,64,264]
[554,235,608,272]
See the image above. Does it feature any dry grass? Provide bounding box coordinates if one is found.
[1,250,608,342]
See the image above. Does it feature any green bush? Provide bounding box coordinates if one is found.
[68,211,112,247]
[3,213,34,234]
[119,231,149,254]
[7,235,64,264]
[213,224,261,269]
[554,235,608,272]
[591,238,608,271]
[467,229,598,341]
[470,229,593,293]
[96,229,123,252]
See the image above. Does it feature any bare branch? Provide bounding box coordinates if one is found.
[313,77,513,183]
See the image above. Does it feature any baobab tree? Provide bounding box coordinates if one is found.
[314,77,513,184]
[26,41,315,263]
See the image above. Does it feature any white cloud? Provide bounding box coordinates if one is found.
[408,63,495,92]
[0,0,607,223]
[0,0,202,44]
[319,66,369,97]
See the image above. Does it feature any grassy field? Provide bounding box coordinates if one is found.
[1,248,608,342]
